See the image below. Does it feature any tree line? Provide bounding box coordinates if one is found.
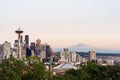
[0,58,49,80]
[53,62,120,80]
[0,58,120,80]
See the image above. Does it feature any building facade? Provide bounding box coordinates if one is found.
[30,42,36,51]
[2,41,11,59]
[45,45,51,58]
[71,52,77,62]
[25,35,29,48]
[89,50,96,61]
[35,39,41,55]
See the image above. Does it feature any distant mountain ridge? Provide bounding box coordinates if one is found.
[70,43,95,49]
[53,43,120,53]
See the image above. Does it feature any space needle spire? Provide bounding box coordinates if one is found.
[15,28,23,59]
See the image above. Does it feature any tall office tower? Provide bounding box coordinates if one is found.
[60,49,65,62]
[30,42,36,57]
[35,39,41,55]
[60,48,70,62]
[15,28,23,59]
[71,52,77,62]
[25,35,29,48]
[39,44,46,62]
[40,51,46,62]
[26,48,31,57]
[30,42,36,51]
[89,50,96,61]
[2,41,11,59]
[63,48,70,62]
[21,35,29,58]
[45,45,51,58]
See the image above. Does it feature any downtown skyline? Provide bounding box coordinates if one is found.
[0,0,120,50]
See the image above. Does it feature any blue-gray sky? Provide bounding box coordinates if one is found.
[0,0,120,49]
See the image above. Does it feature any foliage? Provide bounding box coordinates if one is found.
[53,62,120,80]
[1,58,120,80]
[0,58,23,80]
[0,58,49,80]
[21,62,48,80]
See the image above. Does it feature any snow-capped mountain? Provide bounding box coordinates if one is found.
[53,43,120,53]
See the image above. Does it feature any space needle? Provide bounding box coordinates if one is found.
[15,28,23,59]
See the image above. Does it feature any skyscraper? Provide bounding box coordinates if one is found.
[60,49,65,62]
[25,35,29,48]
[71,52,77,62]
[45,45,50,58]
[35,39,41,55]
[26,48,31,57]
[60,48,70,62]
[40,51,46,62]
[2,41,11,59]
[30,42,36,51]
[89,50,96,61]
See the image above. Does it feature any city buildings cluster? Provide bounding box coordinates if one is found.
[0,28,119,67]
[0,28,120,76]
[0,29,56,63]
[59,48,83,65]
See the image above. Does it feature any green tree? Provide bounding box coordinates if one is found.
[0,58,25,80]
[107,66,120,80]
[53,62,120,80]
[21,60,49,80]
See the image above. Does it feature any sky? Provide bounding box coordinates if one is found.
[0,0,120,49]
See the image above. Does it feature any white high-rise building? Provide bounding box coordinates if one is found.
[40,51,46,62]
[89,50,96,61]
[71,52,77,62]
[60,48,70,62]
[65,51,70,62]
[2,41,11,59]
[35,39,41,55]
[60,49,66,62]
[60,48,83,64]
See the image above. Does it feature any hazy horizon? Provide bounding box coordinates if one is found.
[0,0,120,50]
